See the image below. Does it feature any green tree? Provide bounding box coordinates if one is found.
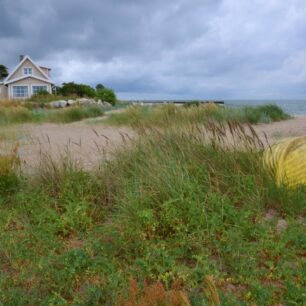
[59,82,96,98]
[96,87,117,105]
[96,83,105,91]
[0,64,8,81]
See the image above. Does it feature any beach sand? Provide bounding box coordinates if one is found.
[254,115,306,144]
[2,115,306,171]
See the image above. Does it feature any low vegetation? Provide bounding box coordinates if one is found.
[54,82,118,105]
[0,103,104,125]
[0,112,304,304]
[105,103,290,127]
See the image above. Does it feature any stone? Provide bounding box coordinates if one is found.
[50,100,67,108]
[67,99,76,106]
[102,101,112,108]
[77,98,95,105]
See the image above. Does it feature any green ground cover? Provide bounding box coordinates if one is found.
[0,105,304,305]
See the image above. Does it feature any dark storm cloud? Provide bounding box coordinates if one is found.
[1,0,306,98]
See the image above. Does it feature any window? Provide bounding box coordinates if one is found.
[32,85,48,94]
[13,86,28,98]
[24,68,32,75]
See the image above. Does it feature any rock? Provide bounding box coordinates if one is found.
[276,219,288,233]
[77,98,95,105]
[50,100,67,108]
[102,101,112,108]
[67,99,76,106]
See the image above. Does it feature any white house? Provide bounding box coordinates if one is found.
[0,55,53,100]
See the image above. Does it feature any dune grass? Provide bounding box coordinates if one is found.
[105,103,290,128]
[0,104,104,125]
[0,118,304,305]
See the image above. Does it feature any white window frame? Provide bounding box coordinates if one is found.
[32,85,48,95]
[23,67,33,75]
[12,85,29,98]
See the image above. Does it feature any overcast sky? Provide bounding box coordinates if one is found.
[1,0,306,99]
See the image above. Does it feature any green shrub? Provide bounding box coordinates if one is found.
[27,92,74,105]
[30,90,50,100]
[256,104,290,121]
[96,87,117,105]
[242,104,290,124]
[59,82,96,98]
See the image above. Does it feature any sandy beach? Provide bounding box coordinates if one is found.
[254,115,306,143]
[2,115,306,171]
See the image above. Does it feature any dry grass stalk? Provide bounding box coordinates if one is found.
[0,143,20,175]
[118,278,191,306]
[204,276,221,306]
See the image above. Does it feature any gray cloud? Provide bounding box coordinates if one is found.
[1,0,306,99]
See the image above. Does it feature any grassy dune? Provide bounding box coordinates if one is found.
[0,102,104,125]
[105,103,290,127]
[0,106,304,305]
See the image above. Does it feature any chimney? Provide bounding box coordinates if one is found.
[19,55,25,62]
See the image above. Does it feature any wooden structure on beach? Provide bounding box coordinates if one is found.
[126,100,224,105]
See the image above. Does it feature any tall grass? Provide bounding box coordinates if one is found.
[0,104,104,125]
[105,103,290,128]
[0,118,304,305]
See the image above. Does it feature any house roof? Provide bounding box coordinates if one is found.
[39,66,52,70]
[4,75,53,85]
[4,55,52,83]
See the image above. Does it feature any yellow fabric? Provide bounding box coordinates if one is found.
[263,136,306,187]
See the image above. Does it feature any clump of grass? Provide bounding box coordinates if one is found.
[0,129,18,141]
[105,103,290,128]
[0,144,20,195]
[0,106,32,124]
[0,99,24,107]
[0,120,304,305]
[242,104,291,124]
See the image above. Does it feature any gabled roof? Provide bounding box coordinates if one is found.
[4,55,51,83]
[39,66,52,70]
[4,75,53,85]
